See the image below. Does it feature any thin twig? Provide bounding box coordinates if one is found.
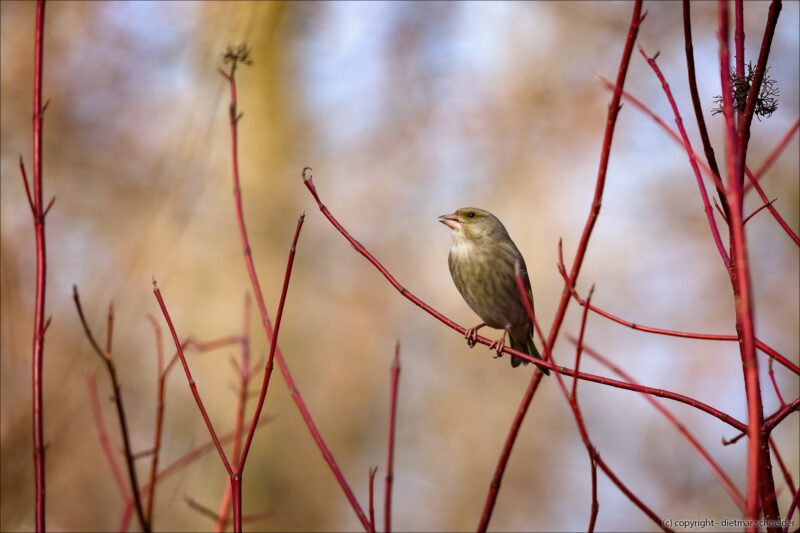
[746,119,800,191]
[574,339,747,511]
[385,343,401,533]
[556,250,799,375]
[73,287,150,532]
[153,283,234,477]
[86,375,131,502]
[571,285,595,401]
[302,175,748,433]
[221,59,371,531]
[368,467,378,532]
[517,265,670,532]
[640,46,730,269]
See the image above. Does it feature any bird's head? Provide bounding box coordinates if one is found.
[438,207,509,242]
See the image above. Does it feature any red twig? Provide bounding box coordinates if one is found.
[743,197,778,225]
[185,497,273,528]
[745,167,800,246]
[156,418,271,486]
[596,75,800,247]
[302,180,748,434]
[640,46,730,269]
[767,358,786,406]
[784,488,800,533]
[86,375,131,503]
[483,8,645,524]
[385,343,401,533]
[478,375,547,532]
[368,467,378,532]
[770,437,797,499]
[144,315,164,524]
[153,284,235,476]
[27,1,47,528]
[746,119,800,191]
[556,251,799,375]
[518,266,669,531]
[587,456,599,533]
[571,285,594,401]
[215,295,251,533]
[73,287,150,532]
[575,339,747,511]
[221,57,372,532]
[237,216,303,471]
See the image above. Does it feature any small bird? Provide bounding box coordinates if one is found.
[439,207,549,373]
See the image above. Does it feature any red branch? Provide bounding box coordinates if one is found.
[575,340,747,511]
[215,295,252,532]
[144,315,164,524]
[770,437,797,500]
[301,180,748,435]
[639,46,730,269]
[86,375,131,503]
[27,1,48,528]
[221,59,372,532]
[518,267,669,531]
[385,343,401,533]
[555,250,799,375]
[153,284,235,476]
[746,119,800,191]
[596,76,800,247]
[719,1,777,527]
[572,285,594,401]
[73,288,150,532]
[368,467,378,532]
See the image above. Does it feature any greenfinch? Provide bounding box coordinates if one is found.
[439,208,549,373]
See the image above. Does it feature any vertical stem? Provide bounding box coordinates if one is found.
[719,1,779,528]
[31,1,47,529]
[231,475,242,533]
[384,344,401,533]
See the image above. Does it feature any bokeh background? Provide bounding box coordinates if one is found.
[1,1,798,531]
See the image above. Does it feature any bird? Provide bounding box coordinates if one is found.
[439,207,549,373]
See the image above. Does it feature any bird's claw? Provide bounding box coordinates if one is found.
[465,327,479,348]
[488,337,506,358]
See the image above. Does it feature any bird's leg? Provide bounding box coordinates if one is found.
[464,322,487,348]
[488,326,511,359]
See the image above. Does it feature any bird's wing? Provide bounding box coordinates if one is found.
[518,257,536,311]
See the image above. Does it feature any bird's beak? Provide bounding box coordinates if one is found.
[438,213,461,230]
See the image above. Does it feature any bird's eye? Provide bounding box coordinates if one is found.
[467,212,475,218]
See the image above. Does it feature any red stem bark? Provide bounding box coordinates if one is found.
[576,340,747,511]
[216,295,252,532]
[746,119,799,192]
[518,269,669,531]
[719,1,780,528]
[73,288,150,532]
[385,343,401,533]
[221,63,372,531]
[640,46,730,269]
[29,1,47,529]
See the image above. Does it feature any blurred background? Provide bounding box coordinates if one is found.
[1,1,798,531]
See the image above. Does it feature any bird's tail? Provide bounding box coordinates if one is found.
[509,332,550,374]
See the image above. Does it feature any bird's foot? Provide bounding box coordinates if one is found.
[489,336,506,358]
[464,323,486,348]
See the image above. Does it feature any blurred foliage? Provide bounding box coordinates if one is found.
[1,1,797,531]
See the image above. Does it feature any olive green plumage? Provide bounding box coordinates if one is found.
[439,207,549,373]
